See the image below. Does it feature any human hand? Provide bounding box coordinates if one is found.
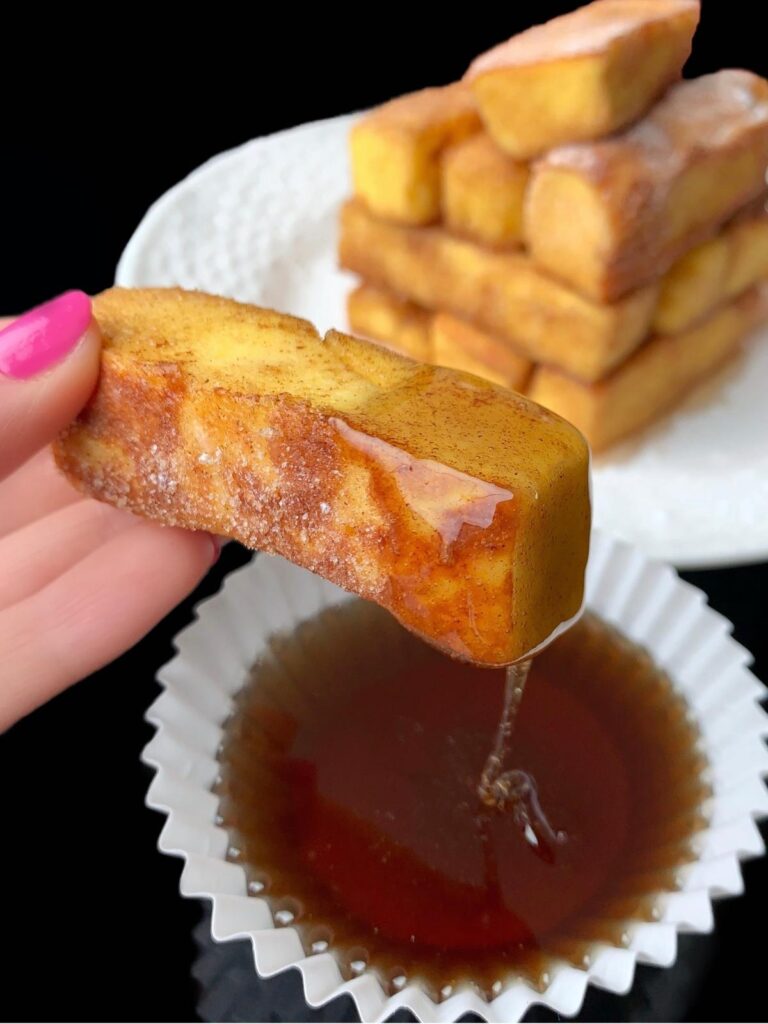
[0,291,220,731]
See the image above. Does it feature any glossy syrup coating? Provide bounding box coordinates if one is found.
[54,287,591,666]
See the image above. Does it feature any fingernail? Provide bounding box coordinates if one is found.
[208,534,224,564]
[0,290,92,380]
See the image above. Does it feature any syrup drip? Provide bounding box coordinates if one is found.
[478,659,567,864]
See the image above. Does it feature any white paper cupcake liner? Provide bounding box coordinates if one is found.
[142,530,768,1022]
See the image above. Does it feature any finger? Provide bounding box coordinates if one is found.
[0,447,83,538]
[0,291,100,479]
[0,499,138,609]
[0,522,219,731]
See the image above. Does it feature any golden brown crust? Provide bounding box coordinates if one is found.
[429,314,532,391]
[466,0,699,158]
[440,133,529,248]
[655,205,768,334]
[543,72,768,181]
[467,0,698,72]
[55,287,590,666]
[350,85,480,226]
[526,71,768,301]
[347,281,532,391]
[347,284,432,360]
[528,285,768,451]
[339,198,656,383]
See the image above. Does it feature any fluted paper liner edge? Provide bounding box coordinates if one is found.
[142,530,768,1022]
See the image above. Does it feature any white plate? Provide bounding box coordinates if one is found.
[116,113,768,570]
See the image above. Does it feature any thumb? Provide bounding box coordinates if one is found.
[0,291,100,479]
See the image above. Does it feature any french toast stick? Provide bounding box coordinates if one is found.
[350,84,480,226]
[348,282,532,390]
[528,286,768,451]
[430,313,532,391]
[347,283,432,360]
[466,0,699,158]
[525,71,768,301]
[440,133,529,248]
[655,207,768,334]
[340,198,656,382]
[54,287,590,666]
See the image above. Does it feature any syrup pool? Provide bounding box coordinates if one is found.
[215,600,709,998]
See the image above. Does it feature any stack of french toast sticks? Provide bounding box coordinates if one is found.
[339,0,768,451]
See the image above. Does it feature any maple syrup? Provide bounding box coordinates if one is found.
[216,600,709,998]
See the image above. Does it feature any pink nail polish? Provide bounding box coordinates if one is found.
[0,290,92,380]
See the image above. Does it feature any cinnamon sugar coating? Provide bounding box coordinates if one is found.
[55,288,590,666]
[350,84,480,226]
[467,0,699,158]
[340,198,656,383]
[528,286,768,451]
[525,71,768,301]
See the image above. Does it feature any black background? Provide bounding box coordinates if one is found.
[2,6,766,1022]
